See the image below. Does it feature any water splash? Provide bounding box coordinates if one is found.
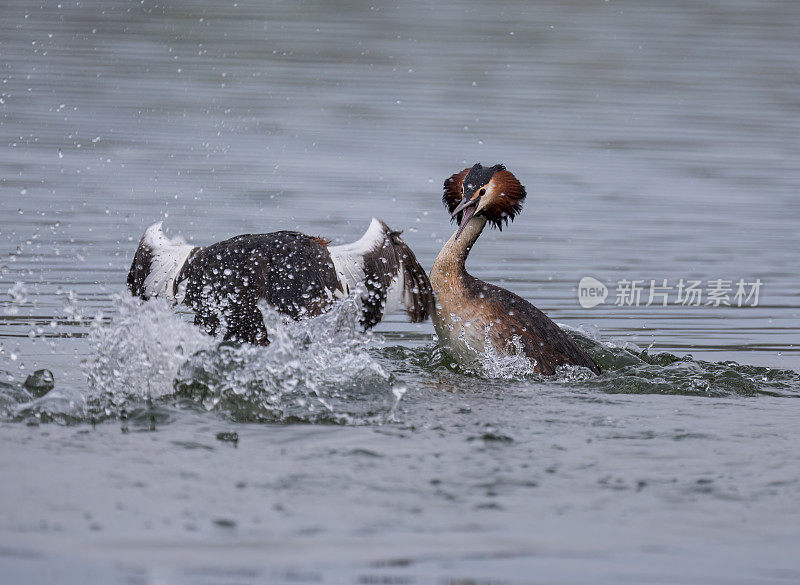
[0,370,28,420]
[60,289,83,322]
[0,368,85,424]
[173,297,400,423]
[383,326,800,398]
[4,281,28,316]
[86,293,402,424]
[472,329,537,380]
[13,386,87,424]
[437,325,537,380]
[4,294,799,427]
[561,330,800,397]
[86,294,214,414]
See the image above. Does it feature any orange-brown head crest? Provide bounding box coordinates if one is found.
[442,167,470,217]
[484,168,526,230]
[441,163,526,232]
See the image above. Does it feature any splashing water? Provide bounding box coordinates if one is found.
[473,329,538,380]
[173,297,400,423]
[86,294,216,413]
[0,371,27,420]
[3,294,798,427]
[13,386,88,424]
[61,289,83,322]
[384,324,800,398]
[450,325,538,380]
[86,293,402,423]
[4,282,28,316]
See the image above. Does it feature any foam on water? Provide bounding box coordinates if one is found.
[564,330,800,397]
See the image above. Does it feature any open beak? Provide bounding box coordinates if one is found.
[452,197,479,240]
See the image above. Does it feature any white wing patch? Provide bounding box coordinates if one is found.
[139,222,196,303]
[382,270,405,316]
[328,217,409,319]
[328,217,385,296]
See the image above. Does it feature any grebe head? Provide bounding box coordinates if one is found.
[443,163,526,239]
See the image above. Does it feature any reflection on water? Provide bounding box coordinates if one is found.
[1,0,800,582]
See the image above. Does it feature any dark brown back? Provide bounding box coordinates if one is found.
[465,276,601,375]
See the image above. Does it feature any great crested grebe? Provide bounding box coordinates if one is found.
[430,163,601,375]
[127,218,433,344]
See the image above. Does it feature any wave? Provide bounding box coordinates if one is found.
[385,325,800,397]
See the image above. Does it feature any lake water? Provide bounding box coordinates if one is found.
[1,0,800,583]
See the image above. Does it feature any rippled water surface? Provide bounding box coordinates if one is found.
[1,0,800,583]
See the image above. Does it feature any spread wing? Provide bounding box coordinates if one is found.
[328,217,434,328]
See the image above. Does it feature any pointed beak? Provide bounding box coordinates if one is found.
[452,198,478,240]
[451,196,475,218]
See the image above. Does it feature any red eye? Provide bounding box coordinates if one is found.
[478,188,486,196]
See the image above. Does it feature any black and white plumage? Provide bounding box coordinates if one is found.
[127,218,433,344]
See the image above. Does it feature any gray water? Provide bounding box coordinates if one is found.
[2,0,800,583]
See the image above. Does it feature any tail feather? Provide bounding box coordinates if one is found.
[127,222,198,303]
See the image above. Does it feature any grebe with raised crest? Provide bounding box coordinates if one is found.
[430,163,601,375]
[128,218,433,345]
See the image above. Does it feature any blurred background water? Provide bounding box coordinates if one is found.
[1,0,800,583]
